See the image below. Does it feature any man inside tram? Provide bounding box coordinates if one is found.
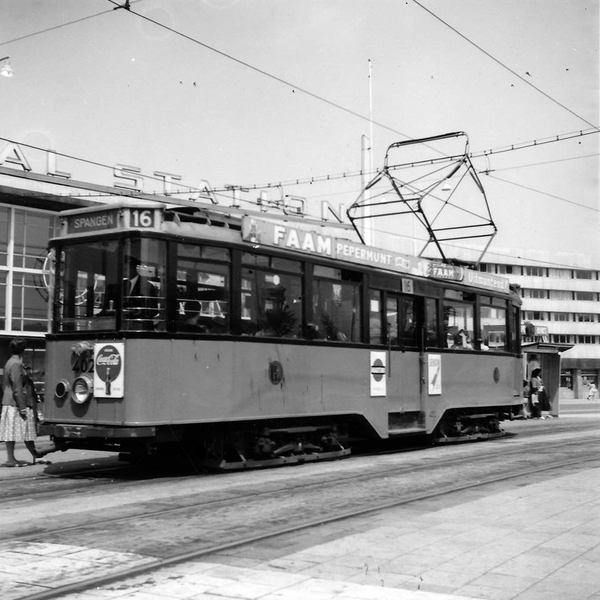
[123,256,161,329]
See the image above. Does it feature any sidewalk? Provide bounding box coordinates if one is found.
[1,443,600,599]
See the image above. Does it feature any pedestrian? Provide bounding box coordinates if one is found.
[0,338,51,466]
[588,383,598,401]
[522,379,531,418]
[528,367,544,419]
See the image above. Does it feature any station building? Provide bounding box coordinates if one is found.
[1,145,599,398]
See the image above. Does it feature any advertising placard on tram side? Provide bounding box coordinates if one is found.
[94,342,125,398]
[428,354,442,396]
[370,351,387,397]
[242,217,430,277]
[242,216,510,294]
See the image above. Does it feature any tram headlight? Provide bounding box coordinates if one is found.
[55,379,71,400]
[71,376,94,404]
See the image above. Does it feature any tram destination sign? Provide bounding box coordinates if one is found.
[242,217,510,293]
[67,209,120,234]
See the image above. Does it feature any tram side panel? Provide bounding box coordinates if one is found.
[43,339,391,437]
[43,339,521,442]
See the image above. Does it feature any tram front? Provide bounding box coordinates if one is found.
[40,203,168,453]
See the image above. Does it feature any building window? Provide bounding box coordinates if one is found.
[13,210,60,269]
[549,290,573,301]
[495,264,513,275]
[0,208,60,335]
[524,311,547,320]
[577,335,595,344]
[524,266,546,277]
[11,272,49,332]
[575,291,596,301]
[0,271,5,329]
[549,268,571,279]
[552,313,570,322]
[0,207,8,267]
[576,314,596,323]
[552,334,571,344]
[574,270,594,280]
[526,289,548,299]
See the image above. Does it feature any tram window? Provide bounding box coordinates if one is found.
[509,305,520,352]
[242,253,270,267]
[56,240,120,332]
[369,290,383,344]
[122,238,167,332]
[424,298,439,348]
[176,244,230,334]
[480,303,507,351]
[444,300,474,349]
[312,279,362,342]
[387,294,418,348]
[241,268,302,337]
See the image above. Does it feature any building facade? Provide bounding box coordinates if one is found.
[480,255,600,398]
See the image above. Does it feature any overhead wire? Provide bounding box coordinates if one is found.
[0,1,145,48]
[2,2,597,217]
[412,0,599,131]
[482,173,599,212]
[105,0,413,141]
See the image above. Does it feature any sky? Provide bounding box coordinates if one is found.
[1,0,598,266]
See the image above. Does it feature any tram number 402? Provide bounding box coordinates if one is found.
[130,209,155,228]
[71,355,94,374]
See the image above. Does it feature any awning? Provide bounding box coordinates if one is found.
[522,342,574,355]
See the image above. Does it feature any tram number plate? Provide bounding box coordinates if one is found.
[71,355,94,374]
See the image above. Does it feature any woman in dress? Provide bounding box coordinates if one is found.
[1,338,46,466]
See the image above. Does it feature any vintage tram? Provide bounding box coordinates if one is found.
[40,199,523,468]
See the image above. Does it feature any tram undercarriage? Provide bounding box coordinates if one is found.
[432,408,509,444]
[43,405,518,471]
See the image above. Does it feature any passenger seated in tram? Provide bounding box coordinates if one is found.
[451,329,473,349]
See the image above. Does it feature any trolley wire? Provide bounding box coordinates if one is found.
[0,1,145,48]
[412,0,599,130]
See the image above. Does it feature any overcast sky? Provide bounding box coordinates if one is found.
[1,0,598,264]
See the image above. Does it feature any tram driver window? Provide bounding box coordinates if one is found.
[175,244,230,334]
[312,266,362,342]
[122,239,167,332]
[57,240,120,332]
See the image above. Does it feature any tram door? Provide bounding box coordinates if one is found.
[384,293,422,422]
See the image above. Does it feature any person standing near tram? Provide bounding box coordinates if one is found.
[528,367,544,419]
[0,338,52,466]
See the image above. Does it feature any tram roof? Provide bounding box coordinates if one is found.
[55,200,516,297]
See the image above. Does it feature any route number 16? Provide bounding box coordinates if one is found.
[131,209,155,228]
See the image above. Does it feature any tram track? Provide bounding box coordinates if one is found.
[2,416,596,505]
[5,430,600,600]
[18,450,600,600]
[0,427,591,513]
